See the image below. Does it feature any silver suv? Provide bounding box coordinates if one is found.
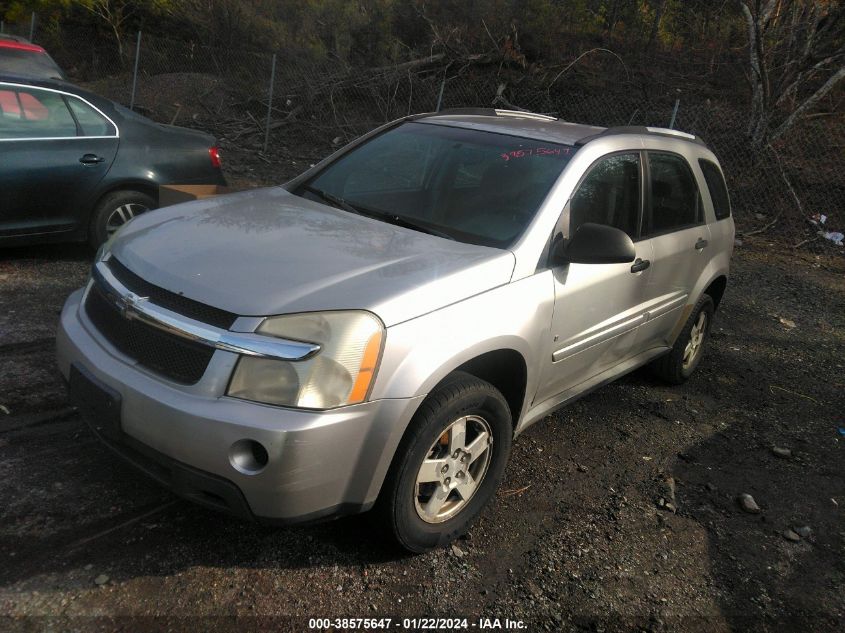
[58,109,734,552]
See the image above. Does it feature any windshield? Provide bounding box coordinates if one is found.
[301,121,576,247]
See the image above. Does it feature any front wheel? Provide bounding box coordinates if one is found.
[379,372,513,553]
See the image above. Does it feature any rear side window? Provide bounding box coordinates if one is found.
[570,153,641,239]
[645,152,701,235]
[68,97,115,137]
[0,87,76,139]
[699,159,731,220]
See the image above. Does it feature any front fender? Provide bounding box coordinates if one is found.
[371,272,554,425]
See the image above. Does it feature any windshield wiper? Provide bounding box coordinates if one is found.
[303,185,362,216]
[303,185,455,241]
[376,213,456,241]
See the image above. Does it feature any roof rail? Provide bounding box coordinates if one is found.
[576,125,705,146]
[417,107,557,122]
[493,109,558,122]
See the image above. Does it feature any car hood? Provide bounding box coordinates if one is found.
[112,187,515,326]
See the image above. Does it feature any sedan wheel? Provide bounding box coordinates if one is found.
[105,203,148,237]
[89,190,157,248]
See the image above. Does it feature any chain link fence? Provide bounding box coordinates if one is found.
[7,18,845,260]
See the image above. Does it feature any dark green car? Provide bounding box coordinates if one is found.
[0,74,226,247]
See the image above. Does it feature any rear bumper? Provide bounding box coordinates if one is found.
[57,287,424,523]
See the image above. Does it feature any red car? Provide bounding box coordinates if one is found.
[0,37,65,81]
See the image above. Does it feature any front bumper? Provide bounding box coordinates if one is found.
[57,287,423,523]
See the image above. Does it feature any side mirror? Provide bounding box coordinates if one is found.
[551,222,637,266]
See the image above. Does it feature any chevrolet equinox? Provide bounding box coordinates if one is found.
[58,109,734,552]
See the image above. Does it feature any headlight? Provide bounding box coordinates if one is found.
[227,310,384,409]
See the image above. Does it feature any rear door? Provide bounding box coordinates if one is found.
[635,151,712,350]
[535,151,655,404]
[0,84,118,238]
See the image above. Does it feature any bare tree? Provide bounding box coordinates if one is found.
[740,0,845,148]
[80,0,167,60]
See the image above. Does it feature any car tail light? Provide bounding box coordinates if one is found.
[209,146,222,168]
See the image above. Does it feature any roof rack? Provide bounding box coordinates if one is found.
[576,125,705,146]
[493,109,557,122]
[419,107,557,122]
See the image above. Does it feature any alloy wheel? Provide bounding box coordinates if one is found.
[105,203,148,237]
[414,415,493,524]
[682,311,708,370]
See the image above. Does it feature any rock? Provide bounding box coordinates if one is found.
[84,564,93,571]
[737,493,761,514]
[771,446,792,459]
[577,464,589,473]
[793,525,811,538]
[705,483,717,492]
[93,574,109,586]
[526,580,542,597]
[778,317,796,329]
[783,529,801,542]
[450,544,465,558]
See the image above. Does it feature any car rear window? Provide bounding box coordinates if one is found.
[698,159,731,220]
[0,48,65,80]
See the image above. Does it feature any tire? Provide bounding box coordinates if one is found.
[378,371,513,553]
[651,294,715,384]
[88,190,156,249]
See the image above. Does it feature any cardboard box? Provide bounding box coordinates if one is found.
[159,184,231,207]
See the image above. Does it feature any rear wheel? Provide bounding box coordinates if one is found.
[89,190,155,248]
[379,372,512,553]
[651,294,714,384]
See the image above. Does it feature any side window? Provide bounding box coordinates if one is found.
[570,153,641,238]
[0,87,76,139]
[67,97,115,137]
[645,152,701,235]
[699,159,731,220]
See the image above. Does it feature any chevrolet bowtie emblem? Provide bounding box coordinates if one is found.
[116,292,149,319]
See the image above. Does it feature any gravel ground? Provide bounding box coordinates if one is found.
[0,231,842,632]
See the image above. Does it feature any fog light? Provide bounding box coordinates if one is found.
[229,439,269,475]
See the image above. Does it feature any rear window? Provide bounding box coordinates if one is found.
[0,48,65,80]
[699,159,731,220]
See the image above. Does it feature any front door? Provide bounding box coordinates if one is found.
[535,151,653,405]
[0,84,118,237]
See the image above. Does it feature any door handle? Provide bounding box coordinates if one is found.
[695,238,709,250]
[630,258,650,273]
[79,154,105,165]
